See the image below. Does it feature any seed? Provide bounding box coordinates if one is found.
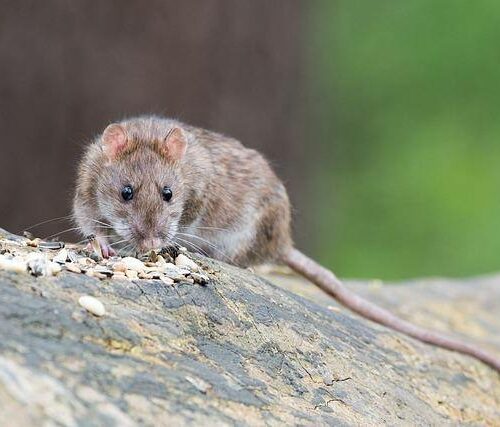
[190,272,209,285]
[67,250,79,263]
[121,257,145,272]
[78,295,105,316]
[0,257,27,273]
[65,263,82,274]
[175,254,198,270]
[160,275,174,285]
[138,271,154,279]
[23,231,35,240]
[26,238,41,247]
[78,257,96,266]
[156,255,167,266]
[27,255,61,277]
[148,250,158,263]
[125,269,138,279]
[93,266,114,277]
[38,241,65,250]
[112,262,127,272]
[53,249,69,264]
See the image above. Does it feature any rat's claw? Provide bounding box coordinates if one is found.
[86,237,116,258]
[99,238,116,258]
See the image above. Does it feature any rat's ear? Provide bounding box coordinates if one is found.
[101,123,128,160]
[161,127,187,161]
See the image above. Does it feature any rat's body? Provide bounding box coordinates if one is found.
[74,116,500,372]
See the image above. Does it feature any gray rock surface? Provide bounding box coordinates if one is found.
[0,229,499,426]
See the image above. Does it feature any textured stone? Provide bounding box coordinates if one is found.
[0,228,498,425]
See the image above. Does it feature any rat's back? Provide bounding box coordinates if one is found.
[107,116,294,266]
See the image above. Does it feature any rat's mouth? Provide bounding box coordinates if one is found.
[136,237,163,252]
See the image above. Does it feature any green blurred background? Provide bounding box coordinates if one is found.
[309,1,500,280]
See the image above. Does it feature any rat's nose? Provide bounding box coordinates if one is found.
[138,237,162,252]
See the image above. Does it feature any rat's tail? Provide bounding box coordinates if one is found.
[284,247,500,372]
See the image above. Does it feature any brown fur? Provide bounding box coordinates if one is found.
[73,115,500,372]
[73,115,292,264]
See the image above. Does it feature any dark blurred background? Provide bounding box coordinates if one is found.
[1,1,499,280]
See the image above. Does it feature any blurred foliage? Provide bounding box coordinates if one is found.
[308,1,500,279]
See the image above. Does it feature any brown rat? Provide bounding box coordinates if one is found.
[73,115,500,372]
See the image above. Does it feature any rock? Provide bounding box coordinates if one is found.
[0,229,498,425]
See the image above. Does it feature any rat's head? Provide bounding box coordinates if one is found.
[95,122,187,252]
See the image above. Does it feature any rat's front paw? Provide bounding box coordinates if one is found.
[99,240,116,258]
[86,235,116,258]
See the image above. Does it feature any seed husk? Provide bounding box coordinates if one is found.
[38,241,65,250]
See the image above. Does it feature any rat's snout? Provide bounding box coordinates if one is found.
[131,223,163,252]
[137,236,162,252]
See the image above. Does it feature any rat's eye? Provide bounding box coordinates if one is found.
[121,185,134,201]
[162,186,173,202]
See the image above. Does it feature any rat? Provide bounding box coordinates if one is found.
[73,115,500,372]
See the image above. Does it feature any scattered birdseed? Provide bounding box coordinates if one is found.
[0,231,211,286]
[78,295,105,316]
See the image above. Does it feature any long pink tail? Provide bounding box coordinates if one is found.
[285,248,500,372]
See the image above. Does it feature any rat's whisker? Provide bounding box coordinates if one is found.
[175,231,219,248]
[178,225,229,233]
[24,215,74,231]
[108,238,130,247]
[175,231,229,260]
[43,227,82,240]
[90,219,113,227]
[117,243,135,256]
[173,236,210,258]
[174,233,232,262]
